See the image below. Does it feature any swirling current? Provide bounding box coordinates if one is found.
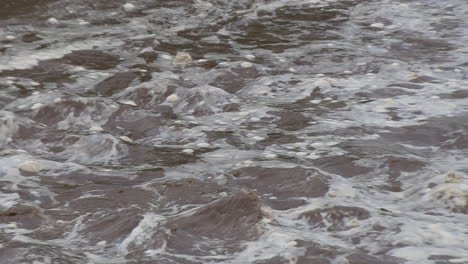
[0,0,467,263]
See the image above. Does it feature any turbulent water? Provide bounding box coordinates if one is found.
[1,0,468,263]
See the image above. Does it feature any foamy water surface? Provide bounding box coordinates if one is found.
[1,0,467,263]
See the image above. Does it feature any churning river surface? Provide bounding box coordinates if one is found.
[1,0,468,263]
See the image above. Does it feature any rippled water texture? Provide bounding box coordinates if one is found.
[1,0,468,263]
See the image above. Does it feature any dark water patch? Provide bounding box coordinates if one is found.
[174,86,238,116]
[42,171,150,195]
[204,130,250,149]
[0,0,57,19]
[0,96,14,109]
[5,117,44,145]
[128,64,160,76]
[21,32,43,43]
[103,107,173,140]
[229,1,355,51]
[162,192,268,254]
[231,66,262,79]
[31,97,115,130]
[0,59,72,83]
[207,0,254,10]
[429,255,461,264]
[280,90,347,115]
[67,187,157,212]
[33,132,78,153]
[311,139,429,179]
[347,253,403,264]
[446,133,468,150]
[0,243,86,264]
[208,69,248,94]
[379,156,427,192]
[78,0,130,11]
[313,155,373,178]
[194,59,219,70]
[114,82,237,117]
[82,208,143,243]
[229,167,328,209]
[403,37,457,52]
[301,205,370,231]
[136,167,165,179]
[298,31,343,41]
[387,83,425,90]
[4,87,37,100]
[177,25,220,41]
[409,75,441,84]
[292,48,381,75]
[143,0,194,9]
[114,85,164,108]
[254,256,290,264]
[62,50,121,70]
[357,87,416,99]
[275,3,351,23]
[268,198,308,211]
[137,50,159,63]
[383,156,427,173]
[439,89,468,99]
[1,0,467,262]
[389,36,457,63]
[0,204,45,229]
[90,17,127,26]
[158,41,237,59]
[114,192,269,261]
[95,72,141,96]
[271,111,311,131]
[33,99,86,126]
[227,15,299,50]
[152,178,226,208]
[257,132,304,146]
[381,115,468,148]
[207,66,262,95]
[124,145,203,166]
[296,246,340,264]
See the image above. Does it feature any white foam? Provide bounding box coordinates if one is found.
[166,94,179,102]
[370,22,385,29]
[241,62,253,68]
[30,103,44,110]
[89,126,104,133]
[0,40,115,71]
[118,213,163,254]
[182,148,194,154]
[119,136,133,143]
[196,142,211,148]
[47,17,59,25]
[0,193,21,210]
[18,161,42,173]
[123,3,136,12]
[253,136,265,141]
[118,100,137,106]
[0,111,18,147]
[228,231,305,264]
[174,52,192,67]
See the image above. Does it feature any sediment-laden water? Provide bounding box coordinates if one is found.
[1,0,467,263]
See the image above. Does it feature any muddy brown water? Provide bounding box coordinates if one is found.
[1,0,468,263]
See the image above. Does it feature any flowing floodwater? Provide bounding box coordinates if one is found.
[1,0,467,263]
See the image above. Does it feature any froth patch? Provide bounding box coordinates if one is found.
[18,161,42,173]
